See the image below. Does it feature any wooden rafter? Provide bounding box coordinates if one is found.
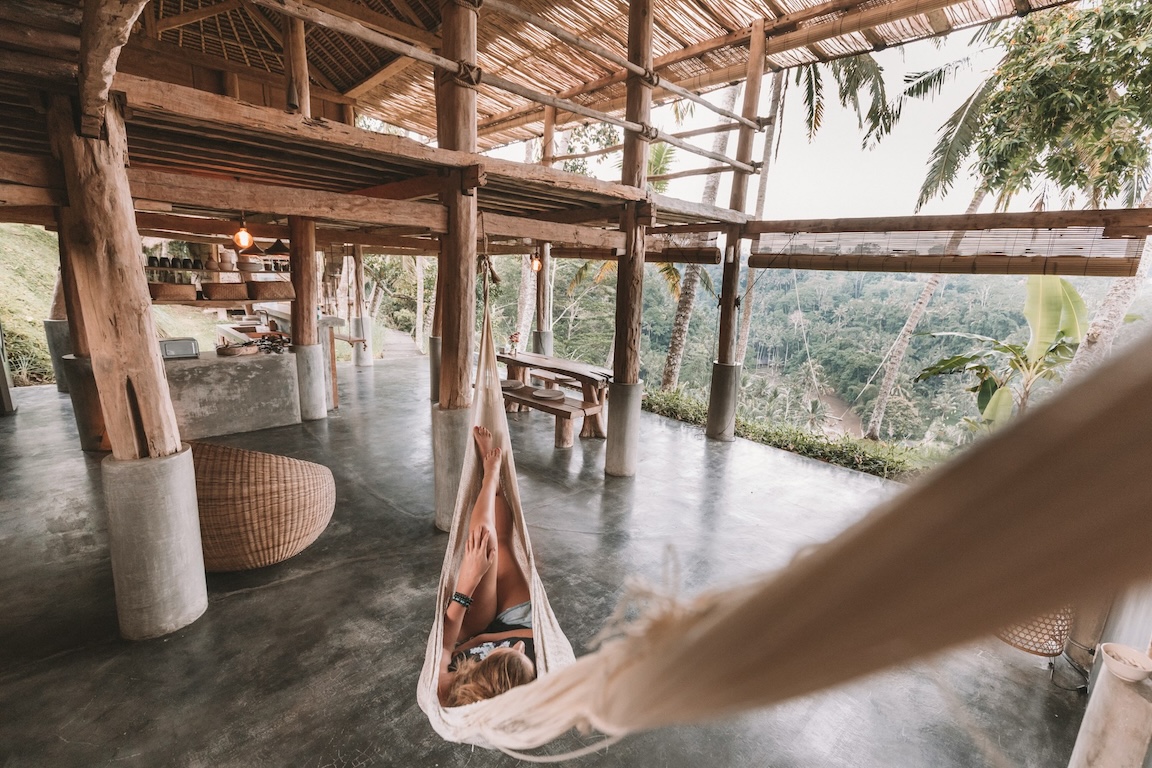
[290,0,439,49]
[156,0,243,33]
[344,55,418,98]
[748,252,1141,277]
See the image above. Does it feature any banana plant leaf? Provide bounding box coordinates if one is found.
[1023,275,1065,363]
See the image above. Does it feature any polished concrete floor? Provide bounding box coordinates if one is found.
[0,356,1085,766]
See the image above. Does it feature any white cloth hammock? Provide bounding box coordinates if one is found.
[417,308,577,752]
[420,307,1152,757]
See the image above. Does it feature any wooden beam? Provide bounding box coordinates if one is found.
[0,184,64,207]
[156,0,242,33]
[0,48,78,81]
[0,206,56,226]
[537,205,626,225]
[353,174,445,200]
[0,150,63,188]
[651,193,748,225]
[47,93,182,459]
[0,0,83,33]
[114,72,648,204]
[0,20,81,54]
[483,213,625,250]
[281,0,439,49]
[132,212,439,250]
[124,167,448,231]
[746,209,1152,234]
[78,0,150,137]
[748,252,1141,277]
[344,56,418,99]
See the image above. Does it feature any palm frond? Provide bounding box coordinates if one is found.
[795,64,824,141]
[658,263,682,301]
[699,268,717,299]
[916,75,998,211]
[566,260,594,296]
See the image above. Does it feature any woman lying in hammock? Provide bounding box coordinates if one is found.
[438,426,537,706]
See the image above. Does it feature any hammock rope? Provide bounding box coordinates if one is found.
[419,294,1152,755]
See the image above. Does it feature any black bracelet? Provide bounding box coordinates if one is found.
[451,592,473,608]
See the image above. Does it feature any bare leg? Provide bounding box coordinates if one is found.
[459,427,501,640]
[493,490,531,612]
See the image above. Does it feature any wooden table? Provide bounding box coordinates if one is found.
[497,351,612,439]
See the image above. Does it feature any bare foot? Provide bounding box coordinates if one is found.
[483,447,502,478]
[474,425,494,454]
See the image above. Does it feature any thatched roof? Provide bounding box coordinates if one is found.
[141,0,1073,148]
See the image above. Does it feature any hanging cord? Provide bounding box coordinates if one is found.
[791,270,822,396]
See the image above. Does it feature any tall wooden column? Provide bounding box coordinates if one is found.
[286,17,311,117]
[289,215,326,420]
[605,0,653,477]
[351,244,373,367]
[533,105,556,355]
[706,20,766,441]
[431,0,479,531]
[47,92,205,640]
[47,96,181,461]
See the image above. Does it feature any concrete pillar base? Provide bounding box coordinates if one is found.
[101,444,207,640]
[43,319,72,393]
[605,381,642,477]
[350,317,374,367]
[429,336,442,402]
[293,344,327,421]
[432,405,470,532]
[531,330,554,356]
[1067,656,1152,768]
[706,362,741,441]
[61,354,109,451]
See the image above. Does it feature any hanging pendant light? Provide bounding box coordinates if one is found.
[531,255,543,272]
[266,238,290,256]
[233,213,254,249]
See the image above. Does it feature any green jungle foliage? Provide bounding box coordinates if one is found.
[642,388,913,480]
[0,224,58,385]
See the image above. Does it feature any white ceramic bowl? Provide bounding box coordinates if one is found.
[1101,643,1152,682]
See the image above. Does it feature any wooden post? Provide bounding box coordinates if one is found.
[289,215,326,420]
[533,105,555,354]
[435,0,478,410]
[46,94,181,461]
[613,0,652,386]
[286,16,310,117]
[223,71,240,99]
[605,0,652,477]
[289,215,318,346]
[56,211,89,358]
[707,20,765,442]
[351,243,373,366]
[716,19,765,364]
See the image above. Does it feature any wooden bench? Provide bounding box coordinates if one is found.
[501,387,603,448]
[528,369,579,390]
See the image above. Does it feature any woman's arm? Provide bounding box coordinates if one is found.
[438,528,496,691]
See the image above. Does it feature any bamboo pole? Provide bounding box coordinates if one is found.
[716,20,765,365]
[482,0,759,131]
[248,0,752,173]
[747,252,1141,277]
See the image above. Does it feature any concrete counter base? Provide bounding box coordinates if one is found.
[165,352,302,440]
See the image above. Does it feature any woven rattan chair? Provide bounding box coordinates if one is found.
[996,605,1075,657]
[189,441,335,572]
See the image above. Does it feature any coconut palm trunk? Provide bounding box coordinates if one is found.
[736,71,786,365]
[1063,187,1152,382]
[864,189,986,440]
[660,84,741,391]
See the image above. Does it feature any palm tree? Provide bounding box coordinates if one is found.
[866,0,1152,436]
[661,84,741,391]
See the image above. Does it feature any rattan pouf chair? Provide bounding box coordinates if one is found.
[189,441,336,572]
[996,605,1076,657]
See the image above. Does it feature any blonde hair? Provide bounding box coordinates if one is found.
[447,649,536,706]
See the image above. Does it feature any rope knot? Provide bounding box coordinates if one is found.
[642,68,660,88]
[454,61,482,87]
[639,123,660,142]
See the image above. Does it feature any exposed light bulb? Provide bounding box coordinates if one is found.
[531,256,542,272]
[233,226,254,249]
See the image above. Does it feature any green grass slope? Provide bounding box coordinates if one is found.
[0,224,59,385]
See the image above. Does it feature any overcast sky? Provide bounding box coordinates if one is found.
[489,32,1008,220]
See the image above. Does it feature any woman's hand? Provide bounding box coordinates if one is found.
[458,526,496,590]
